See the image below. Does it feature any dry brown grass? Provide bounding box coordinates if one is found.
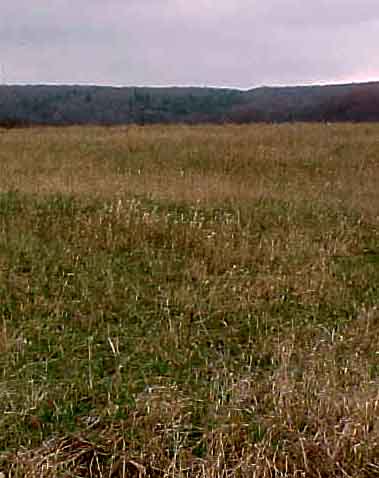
[0,123,378,477]
[1,123,378,211]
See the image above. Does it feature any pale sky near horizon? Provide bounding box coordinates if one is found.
[0,0,378,89]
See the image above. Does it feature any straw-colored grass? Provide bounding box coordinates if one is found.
[0,123,378,477]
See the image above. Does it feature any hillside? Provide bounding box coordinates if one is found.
[0,81,379,126]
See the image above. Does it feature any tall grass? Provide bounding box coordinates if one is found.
[0,123,378,476]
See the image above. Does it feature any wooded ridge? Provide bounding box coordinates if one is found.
[1,81,378,126]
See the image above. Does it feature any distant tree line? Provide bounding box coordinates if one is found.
[0,82,379,127]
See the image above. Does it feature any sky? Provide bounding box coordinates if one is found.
[0,0,378,89]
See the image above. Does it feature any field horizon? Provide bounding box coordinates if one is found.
[0,123,378,477]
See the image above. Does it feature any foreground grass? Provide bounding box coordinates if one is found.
[0,123,378,476]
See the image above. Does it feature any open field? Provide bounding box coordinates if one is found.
[0,123,379,477]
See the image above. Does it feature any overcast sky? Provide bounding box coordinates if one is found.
[1,0,378,89]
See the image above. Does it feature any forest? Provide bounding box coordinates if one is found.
[1,81,379,126]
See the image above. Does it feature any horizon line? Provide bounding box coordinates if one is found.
[1,78,378,91]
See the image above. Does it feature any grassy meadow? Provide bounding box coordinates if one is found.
[0,123,378,477]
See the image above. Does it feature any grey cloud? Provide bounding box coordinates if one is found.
[0,0,378,87]
[258,0,379,27]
